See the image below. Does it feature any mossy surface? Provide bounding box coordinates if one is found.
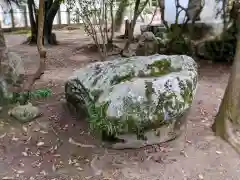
[111,70,135,85]
[65,55,198,140]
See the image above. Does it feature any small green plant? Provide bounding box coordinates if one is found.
[12,88,52,105]
[72,79,119,138]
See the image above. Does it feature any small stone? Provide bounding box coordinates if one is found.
[59,98,66,103]
[8,103,40,122]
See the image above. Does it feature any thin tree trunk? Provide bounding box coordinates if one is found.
[114,0,129,32]
[44,0,60,44]
[0,22,6,69]
[109,0,114,44]
[158,0,169,30]
[123,0,149,51]
[187,0,202,21]
[148,5,158,25]
[26,0,60,45]
[24,0,46,90]
[37,0,46,74]
[27,0,38,44]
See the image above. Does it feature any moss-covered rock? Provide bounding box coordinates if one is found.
[65,55,198,148]
[8,103,40,123]
[0,52,25,106]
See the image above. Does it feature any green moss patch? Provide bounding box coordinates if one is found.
[111,70,135,85]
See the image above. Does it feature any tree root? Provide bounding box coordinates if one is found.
[22,33,58,45]
[224,119,240,154]
[22,36,37,45]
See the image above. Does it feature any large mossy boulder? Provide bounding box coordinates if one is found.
[65,55,198,149]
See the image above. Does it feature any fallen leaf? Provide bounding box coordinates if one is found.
[22,152,28,157]
[85,176,93,180]
[53,154,61,157]
[40,170,47,176]
[12,136,19,141]
[33,127,40,132]
[32,160,42,168]
[39,130,48,134]
[198,174,204,179]
[216,151,223,154]
[17,170,24,174]
[37,141,45,147]
[68,159,73,165]
[52,164,56,172]
[22,126,28,133]
[0,133,6,139]
[180,150,188,157]
[76,167,83,171]
[24,136,32,144]
[2,176,14,180]
[19,162,25,167]
[74,162,80,167]
[68,137,95,148]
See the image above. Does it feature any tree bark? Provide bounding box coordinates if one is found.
[0,22,6,69]
[158,0,169,30]
[27,0,38,44]
[24,0,46,91]
[114,0,129,32]
[26,0,60,45]
[123,0,149,51]
[187,0,202,21]
[212,2,240,153]
[44,0,60,44]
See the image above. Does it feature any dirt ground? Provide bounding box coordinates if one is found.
[1,29,240,180]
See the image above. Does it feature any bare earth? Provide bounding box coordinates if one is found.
[0,30,239,180]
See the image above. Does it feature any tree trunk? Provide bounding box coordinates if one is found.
[44,0,60,45]
[213,39,240,153]
[24,0,46,91]
[158,0,169,30]
[0,22,6,68]
[26,0,60,45]
[187,0,202,21]
[212,4,240,153]
[122,0,149,52]
[27,0,38,44]
[108,0,114,44]
[114,0,129,32]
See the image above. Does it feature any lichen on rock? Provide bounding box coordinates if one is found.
[8,103,40,123]
[65,54,198,148]
[0,51,25,106]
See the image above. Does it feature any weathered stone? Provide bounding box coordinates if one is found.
[140,25,148,34]
[65,55,198,148]
[140,24,166,35]
[195,39,236,62]
[121,49,136,58]
[0,51,25,105]
[136,32,158,56]
[8,103,40,123]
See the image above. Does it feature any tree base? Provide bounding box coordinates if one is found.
[22,36,37,45]
[46,33,58,45]
[22,33,58,45]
